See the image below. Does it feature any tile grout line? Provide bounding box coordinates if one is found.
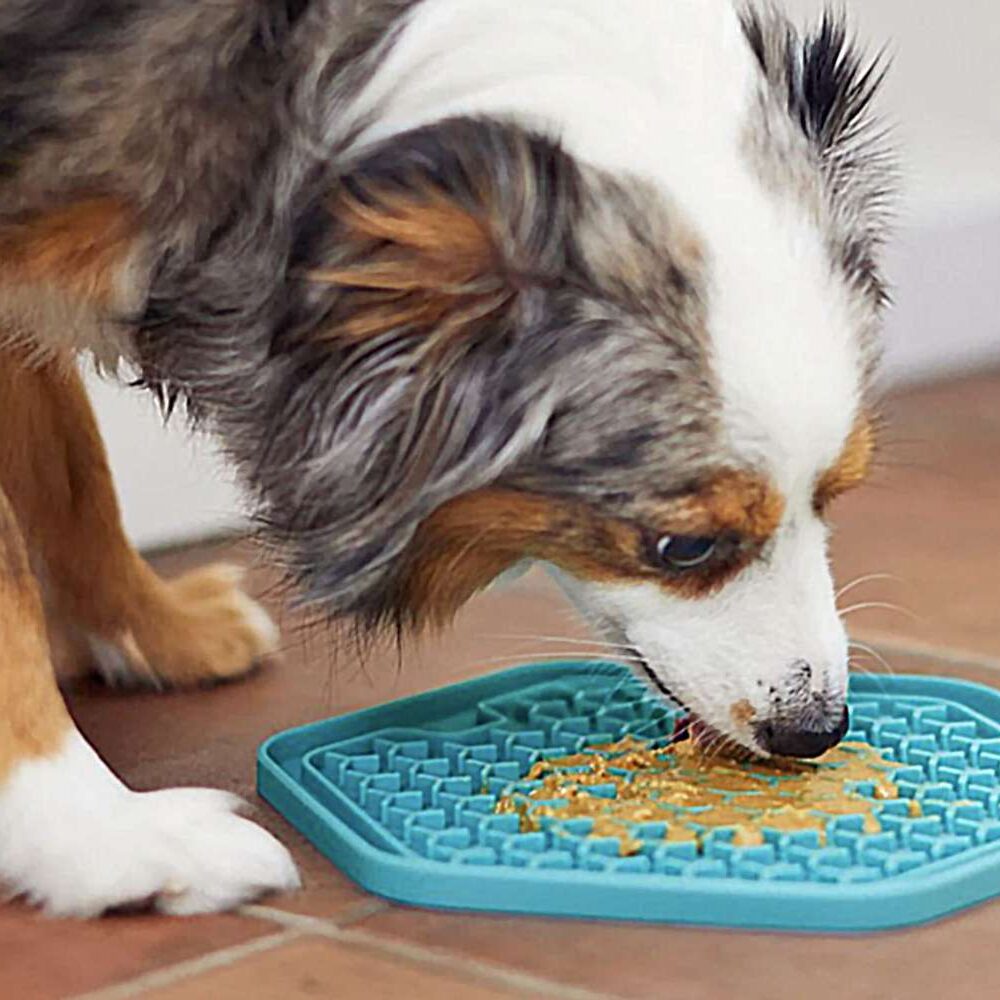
[243,904,624,1000]
[853,629,1000,672]
[69,928,303,1000]
[321,896,393,927]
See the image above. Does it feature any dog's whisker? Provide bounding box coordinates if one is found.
[625,717,670,740]
[701,729,731,760]
[847,655,874,677]
[474,650,645,668]
[848,638,896,676]
[835,572,901,601]
[848,655,892,694]
[839,601,921,622]
[483,633,640,651]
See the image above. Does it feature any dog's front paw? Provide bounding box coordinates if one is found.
[90,563,281,689]
[0,734,300,917]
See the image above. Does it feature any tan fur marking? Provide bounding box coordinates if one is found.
[0,348,145,638]
[311,185,510,349]
[333,186,495,273]
[730,699,756,726]
[814,417,875,513]
[0,199,136,305]
[0,199,141,362]
[400,475,785,627]
[0,484,72,781]
[401,490,646,628]
[668,471,786,541]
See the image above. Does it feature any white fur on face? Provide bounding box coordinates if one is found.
[555,503,849,753]
[347,0,864,745]
[0,730,299,916]
[347,0,864,475]
[346,0,759,196]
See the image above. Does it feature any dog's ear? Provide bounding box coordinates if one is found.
[312,175,510,350]
[257,121,580,629]
[739,8,888,160]
[305,119,577,351]
[738,7,893,307]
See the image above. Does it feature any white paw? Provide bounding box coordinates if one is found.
[0,733,300,918]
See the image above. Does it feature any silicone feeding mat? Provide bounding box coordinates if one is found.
[258,662,1000,931]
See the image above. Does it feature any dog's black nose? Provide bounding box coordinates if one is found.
[754,705,850,759]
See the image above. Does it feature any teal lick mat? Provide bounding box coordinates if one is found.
[258,662,1000,931]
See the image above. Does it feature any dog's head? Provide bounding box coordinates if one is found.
[141,8,891,758]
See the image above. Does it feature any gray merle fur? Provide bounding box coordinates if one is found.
[0,1,892,628]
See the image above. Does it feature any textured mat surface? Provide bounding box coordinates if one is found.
[260,663,1000,931]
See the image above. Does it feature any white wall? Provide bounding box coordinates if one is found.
[86,371,246,549]
[93,0,1000,548]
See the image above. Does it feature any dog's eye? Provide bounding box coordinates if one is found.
[655,534,718,571]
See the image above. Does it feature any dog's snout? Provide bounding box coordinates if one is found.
[755,657,849,758]
[754,704,850,759]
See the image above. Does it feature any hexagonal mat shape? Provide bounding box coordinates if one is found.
[259,662,1000,931]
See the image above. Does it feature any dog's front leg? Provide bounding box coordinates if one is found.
[0,351,279,688]
[0,481,299,915]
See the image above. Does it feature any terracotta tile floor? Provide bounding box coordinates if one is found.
[6,370,1000,999]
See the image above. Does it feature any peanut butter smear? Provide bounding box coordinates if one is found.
[495,736,915,856]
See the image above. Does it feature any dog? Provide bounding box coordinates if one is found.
[0,0,893,916]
